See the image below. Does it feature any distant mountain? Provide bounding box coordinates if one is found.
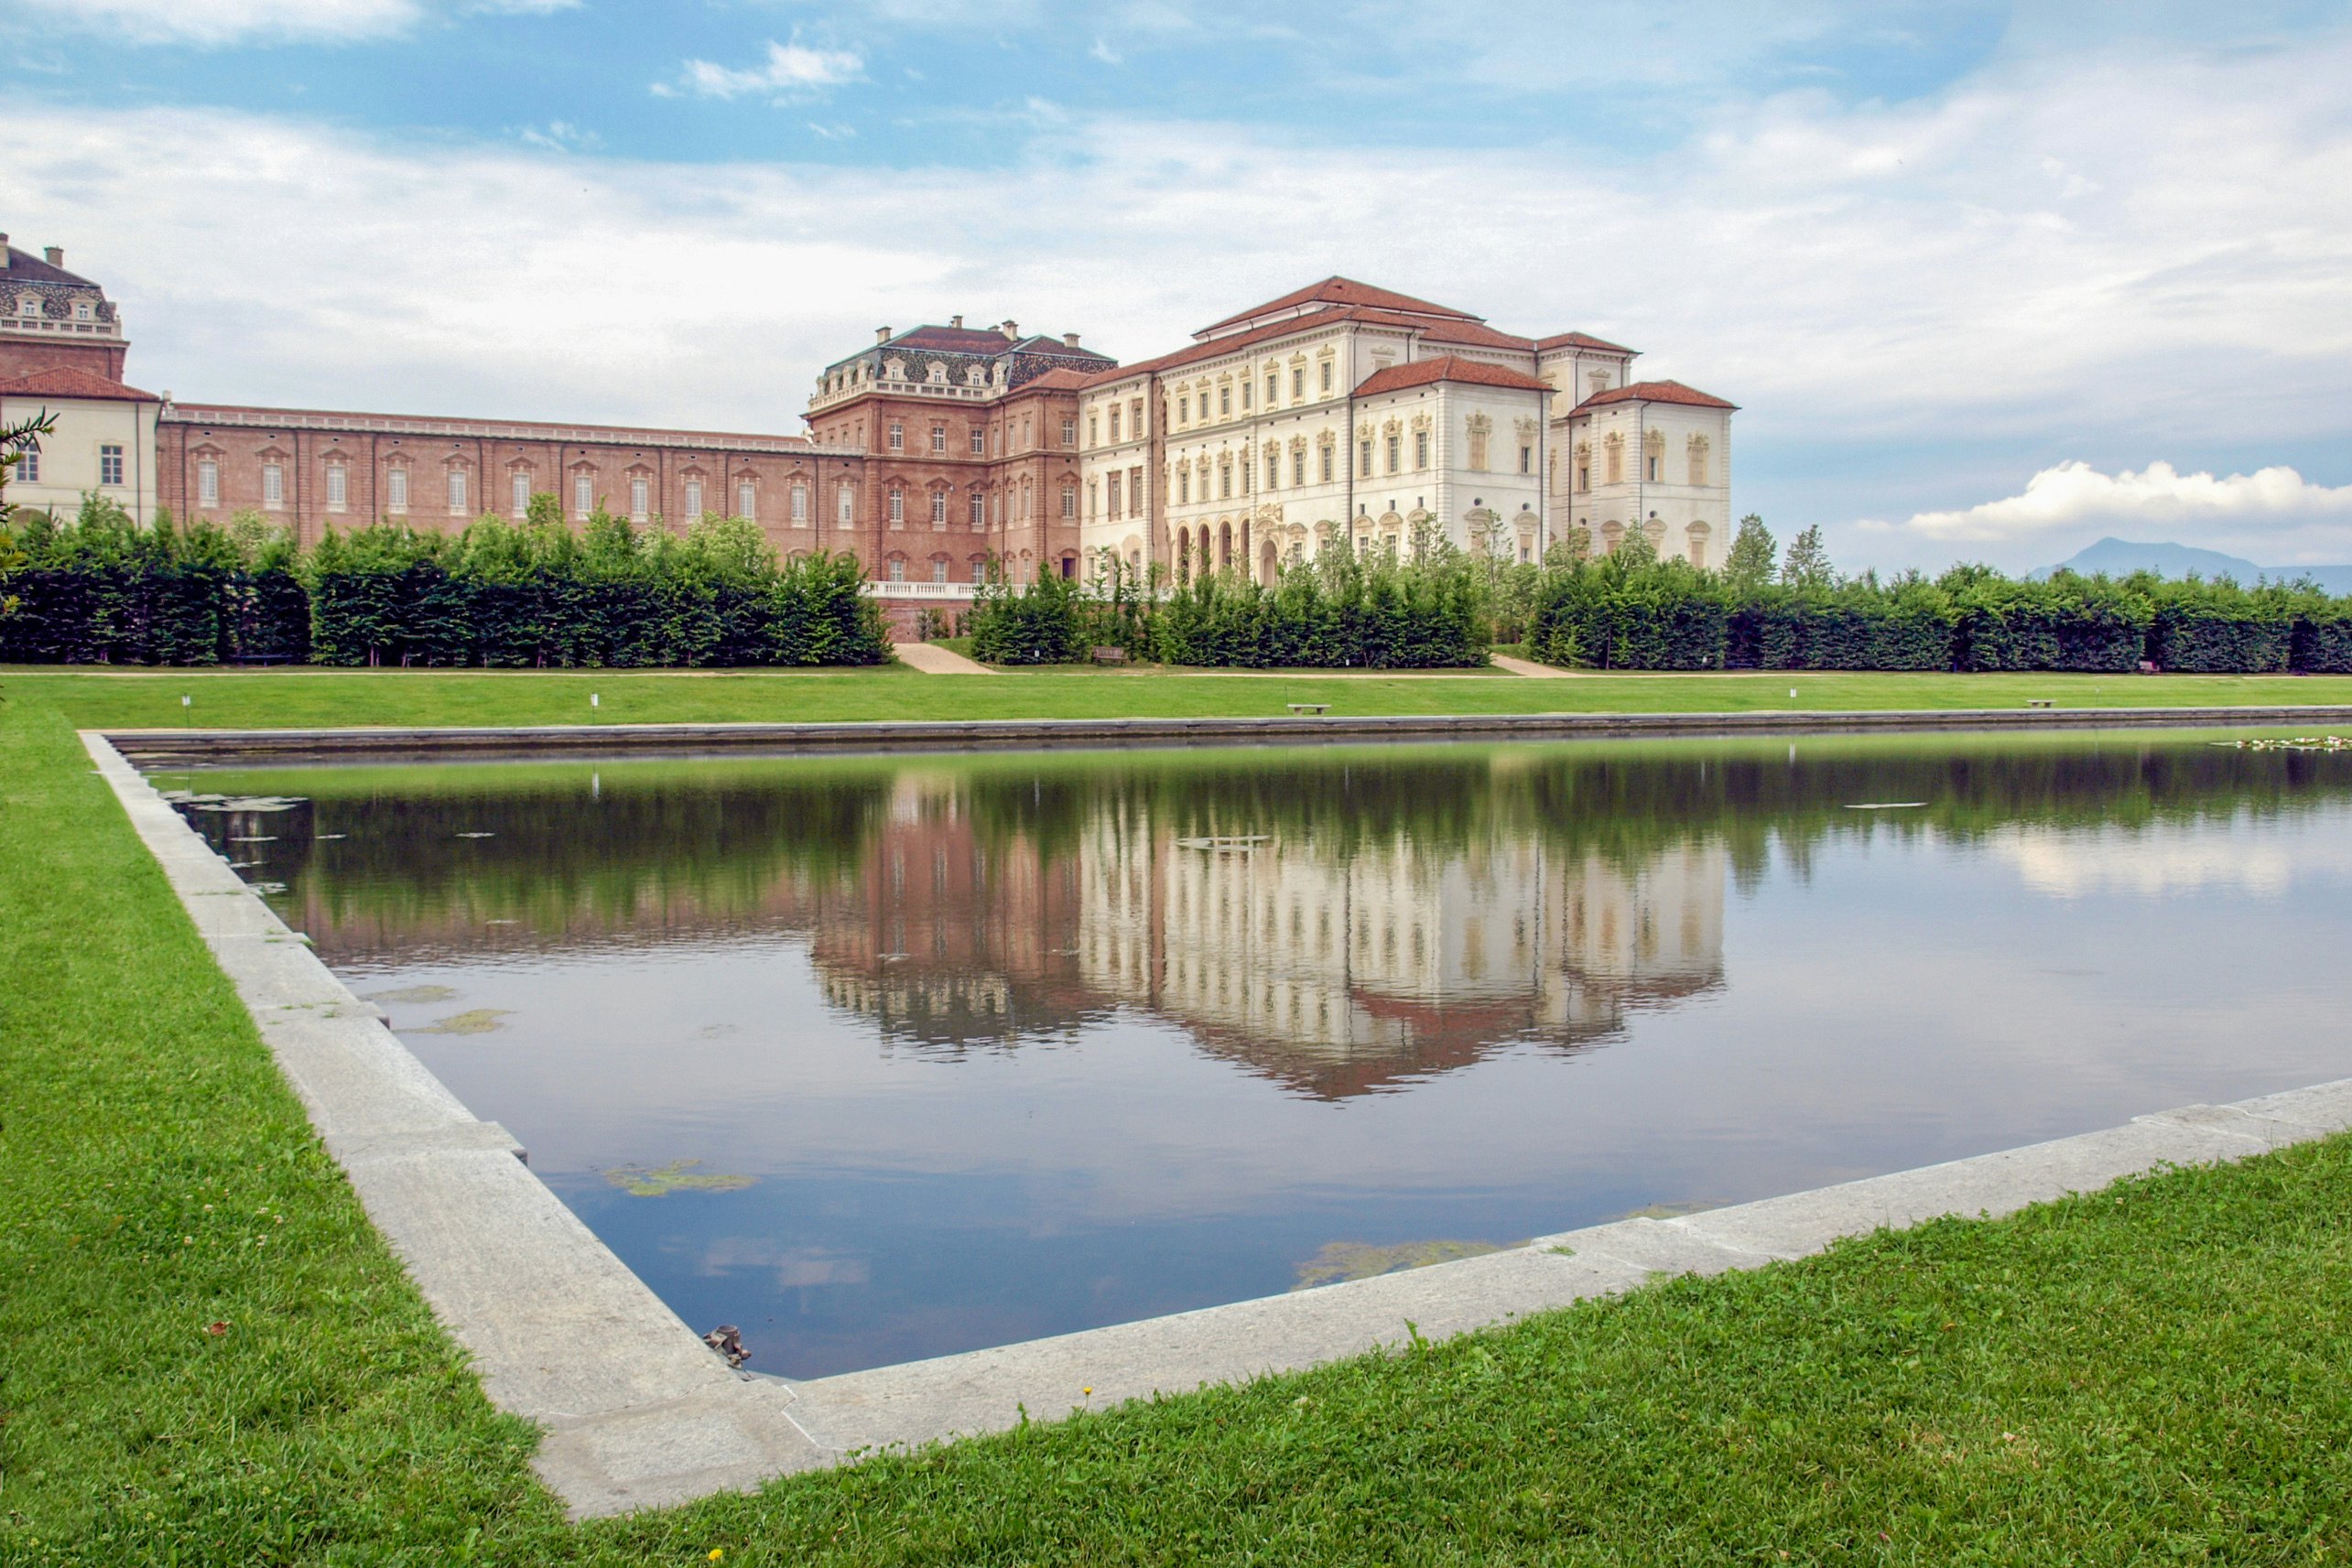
[2033,536,2352,594]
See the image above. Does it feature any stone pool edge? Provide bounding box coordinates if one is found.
[103,701,2352,765]
[88,728,2352,1519]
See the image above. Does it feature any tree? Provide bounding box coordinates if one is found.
[1781,524,1834,590]
[1724,513,1777,591]
[0,412,59,615]
[1611,524,1658,567]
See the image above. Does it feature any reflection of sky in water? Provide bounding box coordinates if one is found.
[164,738,2352,1379]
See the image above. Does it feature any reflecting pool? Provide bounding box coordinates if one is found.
[159,731,2352,1378]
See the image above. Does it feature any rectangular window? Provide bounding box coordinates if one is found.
[1178,470,1190,504]
[572,474,591,516]
[970,492,985,527]
[1061,417,1076,447]
[16,443,35,484]
[1128,467,1143,515]
[629,476,649,519]
[932,557,948,584]
[1577,466,1589,492]
[888,557,905,582]
[1320,362,1333,394]
[1385,436,1400,474]
[1360,439,1371,478]
[1089,415,1100,448]
[970,427,985,455]
[791,483,808,524]
[1522,446,1535,476]
[1107,473,1122,515]
[971,557,988,584]
[447,470,468,514]
[1647,456,1660,481]
[1219,465,1230,501]
[931,490,948,526]
[393,469,413,514]
[327,463,348,512]
[1266,373,1278,406]
[198,460,219,505]
[515,471,532,517]
[1109,406,1122,443]
[1240,380,1251,411]
[1219,386,1231,417]
[1129,399,1143,436]
[261,462,284,507]
[838,483,855,526]
[931,425,947,454]
[738,481,756,520]
[1177,395,1189,425]
[685,479,703,517]
[889,423,904,451]
[1267,450,1280,489]
[889,488,905,525]
[1060,486,1076,519]
[1292,449,1306,486]
[1320,447,1334,483]
[1414,430,1430,469]
[1292,367,1305,399]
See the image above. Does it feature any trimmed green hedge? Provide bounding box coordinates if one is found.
[0,499,888,668]
[968,547,1489,669]
[1534,557,2350,675]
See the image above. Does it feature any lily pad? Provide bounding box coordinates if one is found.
[1293,1238,1508,1290]
[366,985,460,1005]
[412,1009,511,1035]
[604,1160,755,1197]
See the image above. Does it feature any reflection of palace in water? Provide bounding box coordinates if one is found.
[809,773,1726,1097]
[279,763,1728,1098]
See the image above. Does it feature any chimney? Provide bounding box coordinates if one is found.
[874,325,892,344]
[1000,319,1019,341]
[1062,331,1081,349]
[949,313,963,329]
[44,246,62,267]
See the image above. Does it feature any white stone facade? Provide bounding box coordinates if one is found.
[1075,278,1738,582]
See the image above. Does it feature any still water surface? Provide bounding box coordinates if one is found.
[163,732,2352,1378]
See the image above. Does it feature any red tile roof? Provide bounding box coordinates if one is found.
[1197,276,1482,336]
[1536,330,1637,355]
[1353,355,1552,397]
[887,325,1027,355]
[0,366,157,403]
[1351,308,1537,351]
[1571,379,1738,414]
[1011,366,1094,393]
[1076,306,1359,388]
[0,245,99,287]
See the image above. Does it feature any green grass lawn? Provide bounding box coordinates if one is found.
[13,663,2352,731]
[6,682,2352,1563]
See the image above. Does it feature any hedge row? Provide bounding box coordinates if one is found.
[970,549,1488,669]
[1531,555,2352,674]
[0,500,890,667]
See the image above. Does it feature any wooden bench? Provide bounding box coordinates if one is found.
[1089,645,1129,665]
[2026,698,2055,708]
[1286,702,1331,715]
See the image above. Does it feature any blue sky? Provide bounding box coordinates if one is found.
[6,0,2351,571]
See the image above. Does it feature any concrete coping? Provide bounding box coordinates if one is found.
[87,727,2352,1519]
[102,703,2352,766]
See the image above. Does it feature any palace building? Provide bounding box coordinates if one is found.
[1,237,1737,622]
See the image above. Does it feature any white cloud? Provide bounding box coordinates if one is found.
[1089,38,1122,65]
[25,0,422,45]
[515,119,600,152]
[658,38,865,102]
[1,25,2347,503]
[1869,461,2352,550]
